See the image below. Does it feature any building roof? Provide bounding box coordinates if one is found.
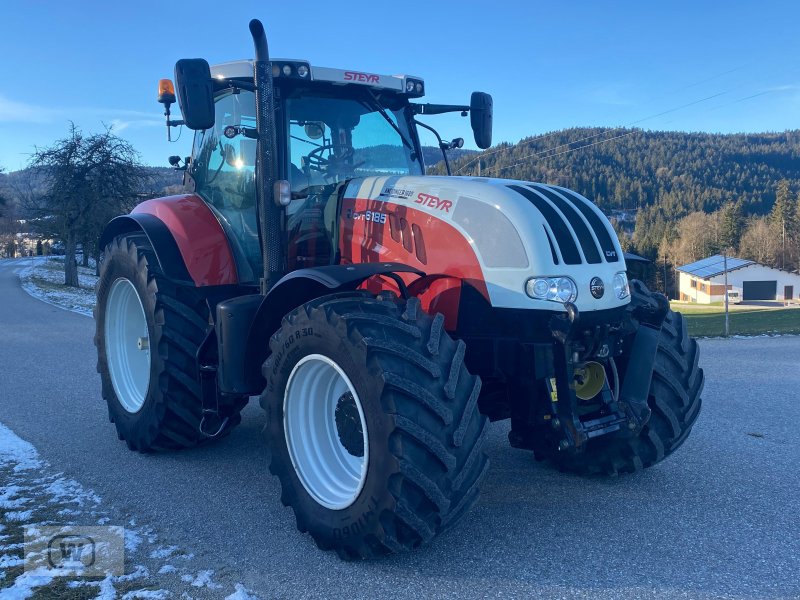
[676,254,755,279]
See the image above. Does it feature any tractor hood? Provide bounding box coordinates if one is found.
[342,175,630,312]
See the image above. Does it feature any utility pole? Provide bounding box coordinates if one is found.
[663,254,668,298]
[723,251,729,337]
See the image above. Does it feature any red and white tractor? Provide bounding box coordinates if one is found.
[95,19,703,559]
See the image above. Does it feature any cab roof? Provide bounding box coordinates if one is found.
[210,60,425,96]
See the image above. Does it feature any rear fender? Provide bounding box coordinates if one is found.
[238,262,424,394]
[100,194,239,287]
[98,213,194,285]
[132,195,237,286]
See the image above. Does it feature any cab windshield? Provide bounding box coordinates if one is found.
[286,91,423,198]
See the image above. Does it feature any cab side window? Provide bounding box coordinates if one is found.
[190,90,261,281]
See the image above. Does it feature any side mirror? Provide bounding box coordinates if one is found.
[174,58,215,130]
[470,92,493,149]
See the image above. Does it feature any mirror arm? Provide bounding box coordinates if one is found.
[414,119,451,176]
[411,103,470,116]
[162,103,185,142]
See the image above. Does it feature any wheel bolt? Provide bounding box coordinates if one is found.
[137,337,149,351]
[558,440,570,451]
[551,418,561,430]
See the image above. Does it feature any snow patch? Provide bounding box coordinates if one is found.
[0,555,23,568]
[125,528,143,553]
[45,475,101,506]
[115,564,149,582]
[122,590,170,600]
[182,569,223,589]
[226,583,261,600]
[94,574,117,600]
[0,423,41,471]
[5,510,33,522]
[0,420,225,598]
[0,566,55,599]
[17,257,96,318]
[149,544,179,559]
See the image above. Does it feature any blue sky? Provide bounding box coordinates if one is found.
[2,1,800,171]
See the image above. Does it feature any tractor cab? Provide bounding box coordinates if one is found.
[158,57,491,286]
[172,60,428,282]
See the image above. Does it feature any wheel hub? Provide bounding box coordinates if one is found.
[335,392,364,457]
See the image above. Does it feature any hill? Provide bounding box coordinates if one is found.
[445,127,800,217]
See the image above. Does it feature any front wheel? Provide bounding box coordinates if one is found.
[261,293,489,559]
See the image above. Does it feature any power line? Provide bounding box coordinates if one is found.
[485,129,638,176]
[479,89,733,177]
[455,63,749,175]
[455,130,565,174]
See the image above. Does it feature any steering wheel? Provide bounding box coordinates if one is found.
[305,144,338,172]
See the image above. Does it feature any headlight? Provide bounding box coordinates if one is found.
[525,276,577,303]
[613,272,630,299]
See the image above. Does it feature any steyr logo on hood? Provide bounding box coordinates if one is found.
[416,193,453,212]
[590,277,605,299]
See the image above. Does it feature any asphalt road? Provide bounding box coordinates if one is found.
[1,257,798,599]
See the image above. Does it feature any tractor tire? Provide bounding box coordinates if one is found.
[553,280,703,475]
[95,233,247,451]
[261,292,489,559]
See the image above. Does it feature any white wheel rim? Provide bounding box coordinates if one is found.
[104,278,151,413]
[284,354,369,510]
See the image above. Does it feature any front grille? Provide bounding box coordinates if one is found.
[528,184,602,264]
[508,183,619,265]
[548,186,619,263]
[508,184,582,264]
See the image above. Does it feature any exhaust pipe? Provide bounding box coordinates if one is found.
[249,19,284,294]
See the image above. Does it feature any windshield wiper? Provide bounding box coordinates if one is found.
[362,92,415,154]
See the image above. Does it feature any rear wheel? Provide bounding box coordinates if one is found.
[553,280,704,475]
[261,292,489,559]
[95,233,247,451]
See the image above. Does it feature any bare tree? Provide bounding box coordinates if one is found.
[25,124,146,287]
[739,216,780,266]
[663,211,721,267]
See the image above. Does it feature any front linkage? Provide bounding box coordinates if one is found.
[513,290,670,457]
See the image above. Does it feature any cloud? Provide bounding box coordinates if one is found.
[108,118,164,132]
[0,95,58,123]
[765,84,800,93]
[0,94,161,126]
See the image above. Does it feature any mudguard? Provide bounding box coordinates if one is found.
[98,213,195,285]
[235,262,424,394]
[99,195,239,287]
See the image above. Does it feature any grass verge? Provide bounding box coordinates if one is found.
[675,307,800,337]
